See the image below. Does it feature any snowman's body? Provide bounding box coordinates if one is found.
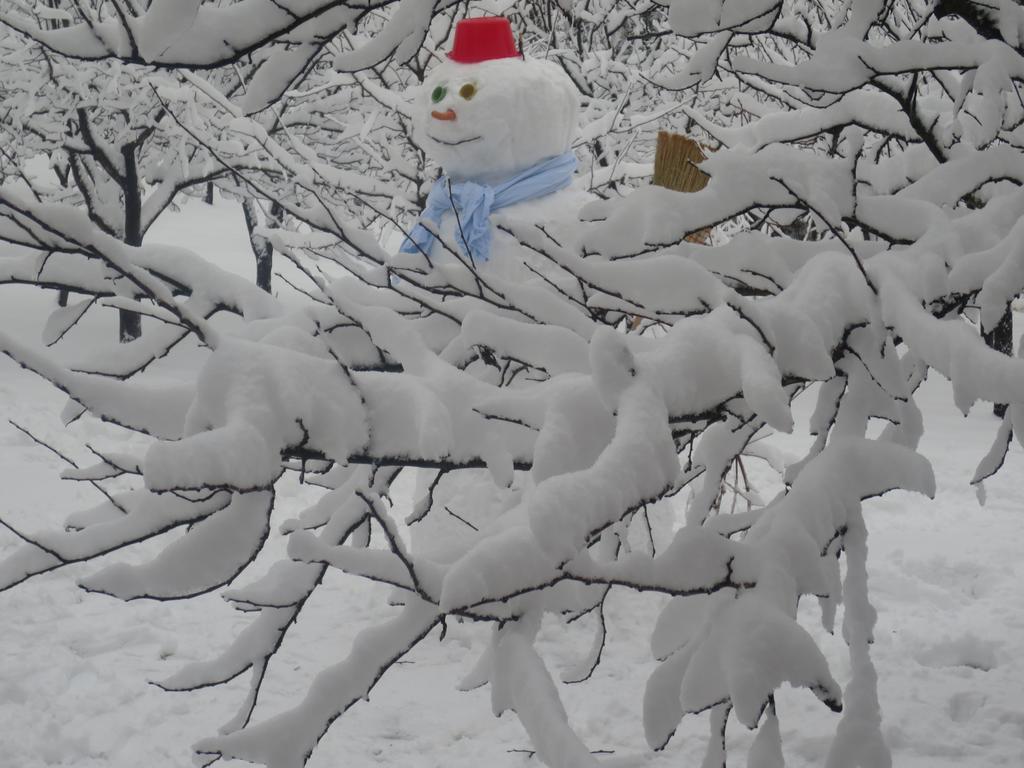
[423,183,593,283]
[399,23,587,563]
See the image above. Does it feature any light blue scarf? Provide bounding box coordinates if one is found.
[400,151,577,264]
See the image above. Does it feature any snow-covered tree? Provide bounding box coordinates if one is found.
[0,20,233,341]
[2,1,1024,767]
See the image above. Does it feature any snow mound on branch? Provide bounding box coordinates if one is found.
[144,339,368,492]
[644,438,935,749]
[491,621,600,768]
[79,491,274,600]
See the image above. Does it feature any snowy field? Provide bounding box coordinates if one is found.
[1,197,1022,768]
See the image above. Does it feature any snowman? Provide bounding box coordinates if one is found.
[396,16,586,282]
[397,17,587,563]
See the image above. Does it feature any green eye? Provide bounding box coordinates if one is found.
[431,85,447,104]
[459,82,477,100]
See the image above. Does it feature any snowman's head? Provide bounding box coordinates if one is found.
[415,56,579,183]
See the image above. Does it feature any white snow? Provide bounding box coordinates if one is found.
[1,29,1024,767]
[2,269,1022,768]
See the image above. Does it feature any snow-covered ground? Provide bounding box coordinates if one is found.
[1,198,1022,768]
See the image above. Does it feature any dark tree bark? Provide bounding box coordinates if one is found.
[46,1,71,314]
[934,0,1003,41]
[984,304,1014,417]
[119,145,144,342]
[243,198,283,293]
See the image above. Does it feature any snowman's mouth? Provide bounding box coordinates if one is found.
[428,133,483,146]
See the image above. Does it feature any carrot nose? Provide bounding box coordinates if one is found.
[431,108,457,121]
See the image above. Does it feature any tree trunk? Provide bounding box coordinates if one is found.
[205,182,215,205]
[243,198,283,293]
[49,1,71,313]
[120,145,143,343]
[983,303,1014,417]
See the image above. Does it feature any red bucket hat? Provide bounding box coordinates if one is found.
[447,17,521,64]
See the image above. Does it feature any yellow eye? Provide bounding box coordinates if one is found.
[459,82,477,100]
